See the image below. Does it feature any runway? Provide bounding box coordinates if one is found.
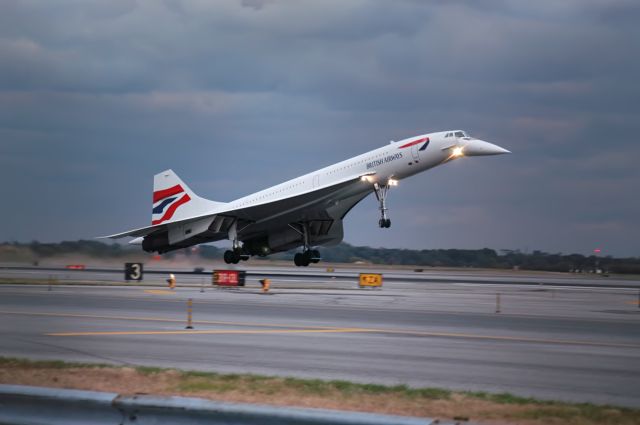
[2,262,639,289]
[0,272,639,408]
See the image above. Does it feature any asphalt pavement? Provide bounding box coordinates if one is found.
[0,271,639,408]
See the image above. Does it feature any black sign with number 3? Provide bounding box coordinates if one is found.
[125,263,143,281]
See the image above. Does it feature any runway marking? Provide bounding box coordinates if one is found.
[47,328,367,337]
[0,310,340,330]
[43,327,640,348]
[143,290,176,295]
[356,328,640,349]
[2,309,638,349]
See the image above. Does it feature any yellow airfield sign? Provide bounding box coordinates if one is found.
[359,273,383,287]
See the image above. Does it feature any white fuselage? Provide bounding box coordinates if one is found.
[229,131,452,210]
[112,129,508,261]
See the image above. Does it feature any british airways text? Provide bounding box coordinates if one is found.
[366,153,403,170]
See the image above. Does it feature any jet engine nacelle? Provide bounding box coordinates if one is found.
[242,237,271,256]
[243,228,301,256]
[142,233,170,253]
[268,227,302,252]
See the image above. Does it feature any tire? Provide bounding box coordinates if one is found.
[310,249,321,263]
[294,253,303,267]
[378,219,385,228]
[385,218,391,228]
[223,250,235,264]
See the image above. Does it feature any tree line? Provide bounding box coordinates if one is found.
[1,240,639,274]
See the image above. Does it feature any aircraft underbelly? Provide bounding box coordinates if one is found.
[237,183,370,251]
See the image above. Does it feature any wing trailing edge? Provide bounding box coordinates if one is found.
[102,171,376,241]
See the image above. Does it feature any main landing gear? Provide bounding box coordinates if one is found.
[223,248,250,264]
[223,219,249,264]
[294,249,321,267]
[290,222,322,267]
[374,182,392,228]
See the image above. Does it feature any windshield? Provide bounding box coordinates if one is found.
[455,131,466,138]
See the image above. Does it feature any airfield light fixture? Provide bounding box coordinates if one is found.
[388,178,399,186]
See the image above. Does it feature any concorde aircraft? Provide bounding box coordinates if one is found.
[104,130,509,266]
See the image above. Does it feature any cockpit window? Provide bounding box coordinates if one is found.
[455,131,465,138]
[445,133,451,138]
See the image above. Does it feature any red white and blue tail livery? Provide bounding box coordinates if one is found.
[152,184,189,225]
[103,130,509,266]
[151,170,225,226]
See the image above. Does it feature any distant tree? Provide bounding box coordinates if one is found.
[2,240,639,274]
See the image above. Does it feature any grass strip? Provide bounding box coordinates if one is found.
[0,357,638,425]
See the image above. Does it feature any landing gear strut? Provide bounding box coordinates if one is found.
[289,222,321,267]
[223,219,250,264]
[374,182,392,228]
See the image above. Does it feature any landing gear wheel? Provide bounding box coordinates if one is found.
[310,249,321,264]
[224,250,241,264]
[294,252,310,267]
[378,218,391,228]
[224,250,235,264]
[290,223,320,266]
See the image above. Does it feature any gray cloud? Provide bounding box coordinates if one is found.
[0,0,638,256]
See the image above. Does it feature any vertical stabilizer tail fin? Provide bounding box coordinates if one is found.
[152,169,225,225]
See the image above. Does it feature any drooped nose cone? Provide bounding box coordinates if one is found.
[462,139,511,156]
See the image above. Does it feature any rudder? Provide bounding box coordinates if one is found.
[152,169,225,225]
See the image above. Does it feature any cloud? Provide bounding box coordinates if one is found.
[0,0,638,256]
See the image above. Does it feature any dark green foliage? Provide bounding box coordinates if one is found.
[2,240,639,274]
[24,240,137,258]
[318,244,502,267]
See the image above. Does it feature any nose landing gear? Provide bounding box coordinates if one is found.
[374,182,392,228]
[378,218,391,228]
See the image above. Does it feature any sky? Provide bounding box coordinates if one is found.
[1,0,639,257]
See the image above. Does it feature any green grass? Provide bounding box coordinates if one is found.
[0,357,111,370]
[465,390,543,405]
[0,357,450,401]
[514,404,637,423]
[136,366,168,375]
[2,356,639,424]
[174,374,452,399]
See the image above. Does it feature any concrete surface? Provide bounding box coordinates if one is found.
[0,270,639,408]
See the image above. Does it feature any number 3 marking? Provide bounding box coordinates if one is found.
[130,264,141,280]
